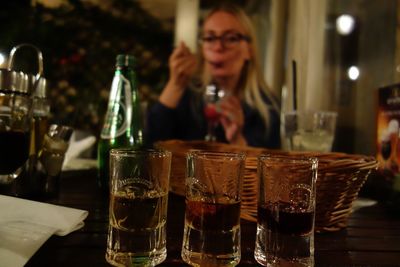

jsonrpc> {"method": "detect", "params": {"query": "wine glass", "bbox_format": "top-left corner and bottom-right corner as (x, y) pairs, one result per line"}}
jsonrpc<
(203, 83), (225, 142)
(0, 70), (32, 184)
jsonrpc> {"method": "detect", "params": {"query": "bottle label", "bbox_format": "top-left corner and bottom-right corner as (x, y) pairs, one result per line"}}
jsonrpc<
(101, 74), (132, 139)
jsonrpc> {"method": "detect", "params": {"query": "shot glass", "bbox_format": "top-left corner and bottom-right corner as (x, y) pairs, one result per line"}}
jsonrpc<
(106, 149), (171, 267)
(282, 110), (337, 152)
(181, 151), (246, 267)
(254, 154), (318, 267)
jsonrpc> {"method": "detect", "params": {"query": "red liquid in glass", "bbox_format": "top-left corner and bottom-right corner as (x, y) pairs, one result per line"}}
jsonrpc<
(204, 104), (220, 124)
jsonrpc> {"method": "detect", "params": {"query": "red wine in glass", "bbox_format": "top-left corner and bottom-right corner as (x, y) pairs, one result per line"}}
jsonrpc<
(204, 104), (220, 124)
(0, 92), (32, 184)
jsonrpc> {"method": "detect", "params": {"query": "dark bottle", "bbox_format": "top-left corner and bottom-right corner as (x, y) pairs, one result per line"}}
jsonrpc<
(97, 55), (144, 193)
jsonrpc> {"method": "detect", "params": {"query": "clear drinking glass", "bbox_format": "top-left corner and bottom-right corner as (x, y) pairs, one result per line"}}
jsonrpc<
(254, 154), (318, 267)
(37, 124), (73, 198)
(282, 110), (337, 152)
(0, 70), (32, 184)
(203, 84), (225, 142)
(182, 151), (246, 266)
(106, 149), (172, 267)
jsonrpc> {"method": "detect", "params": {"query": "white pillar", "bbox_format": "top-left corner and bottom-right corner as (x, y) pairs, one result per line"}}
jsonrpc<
(174, 0), (200, 53)
(286, 0), (328, 111)
(264, 0), (288, 98)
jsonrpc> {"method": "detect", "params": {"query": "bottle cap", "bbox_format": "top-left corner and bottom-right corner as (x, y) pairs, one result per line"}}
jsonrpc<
(116, 54), (136, 67)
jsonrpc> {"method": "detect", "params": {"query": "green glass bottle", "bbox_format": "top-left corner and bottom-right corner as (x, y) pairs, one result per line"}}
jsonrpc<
(97, 54), (144, 194)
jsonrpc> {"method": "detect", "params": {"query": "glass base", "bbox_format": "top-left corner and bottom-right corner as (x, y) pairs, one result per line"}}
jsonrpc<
(205, 134), (217, 142)
(254, 245), (314, 267)
(254, 224), (314, 267)
(181, 249), (240, 267)
(106, 249), (166, 267)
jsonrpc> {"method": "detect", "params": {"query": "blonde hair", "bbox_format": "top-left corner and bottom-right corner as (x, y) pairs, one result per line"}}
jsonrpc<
(198, 3), (279, 132)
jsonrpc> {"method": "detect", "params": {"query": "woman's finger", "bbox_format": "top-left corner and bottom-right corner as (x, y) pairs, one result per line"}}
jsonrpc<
(171, 42), (186, 58)
(179, 56), (197, 75)
(219, 97), (243, 123)
(172, 56), (196, 77)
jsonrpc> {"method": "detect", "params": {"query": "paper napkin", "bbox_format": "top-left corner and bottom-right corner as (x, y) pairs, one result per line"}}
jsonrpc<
(0, 195), (88, 267)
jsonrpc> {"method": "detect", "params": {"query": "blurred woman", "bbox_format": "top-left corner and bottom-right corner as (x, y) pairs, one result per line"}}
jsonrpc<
(146, 3), (280, 148)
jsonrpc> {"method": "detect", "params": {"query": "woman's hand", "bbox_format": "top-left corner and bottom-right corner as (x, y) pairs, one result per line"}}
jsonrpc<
(169, 42), (197, 88)
(219, 96), (247, 146)
(159, 42), (197, 109)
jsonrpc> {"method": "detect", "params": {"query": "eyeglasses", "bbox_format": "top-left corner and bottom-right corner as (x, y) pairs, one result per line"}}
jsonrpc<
(199, 32), (251, 49)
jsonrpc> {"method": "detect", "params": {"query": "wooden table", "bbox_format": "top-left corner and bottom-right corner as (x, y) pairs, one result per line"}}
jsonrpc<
(25, 169), (400, 266)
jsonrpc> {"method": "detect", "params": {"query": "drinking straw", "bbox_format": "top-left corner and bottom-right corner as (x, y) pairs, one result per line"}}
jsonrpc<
(292, 60), (297, 110)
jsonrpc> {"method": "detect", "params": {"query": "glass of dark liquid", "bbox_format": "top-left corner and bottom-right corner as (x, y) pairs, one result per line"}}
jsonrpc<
(203, 83), (225, 142)
(254, 154), (318, 267)
(182, 151), (246, 266)
(0, 69), (32, 185)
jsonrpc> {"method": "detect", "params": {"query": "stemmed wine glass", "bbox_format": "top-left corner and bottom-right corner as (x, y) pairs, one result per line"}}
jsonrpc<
(0, 70), (32, 184)
(203, 83), (225, 142)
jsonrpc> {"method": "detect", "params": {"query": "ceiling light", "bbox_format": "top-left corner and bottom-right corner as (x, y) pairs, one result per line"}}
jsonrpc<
(348, 66), (359, 81)
(336, 14), (355, 35)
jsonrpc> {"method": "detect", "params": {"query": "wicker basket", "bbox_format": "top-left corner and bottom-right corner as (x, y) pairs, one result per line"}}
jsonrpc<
(156, 140), (378, 232)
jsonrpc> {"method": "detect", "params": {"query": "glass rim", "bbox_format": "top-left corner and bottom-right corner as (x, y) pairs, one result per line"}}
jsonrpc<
(284, 110), (338, 117)
(258, 154), (318, 165)
(187, 150), (246, 160)
(110, 148), (171, 157)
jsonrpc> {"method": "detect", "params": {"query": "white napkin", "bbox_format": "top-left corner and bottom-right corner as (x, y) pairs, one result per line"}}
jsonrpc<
(352, 197), (377, 211)
(0, 195), (88, 267)
(63, 132), (96, 170)
(63, 158), (98, 171)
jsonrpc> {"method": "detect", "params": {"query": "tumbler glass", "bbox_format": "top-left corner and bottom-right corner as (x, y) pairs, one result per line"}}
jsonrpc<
(282, 110), (337, 152)
(182, 151), (246, 266)
(106, 149), (171, 266)
(254, 154), (318, 267)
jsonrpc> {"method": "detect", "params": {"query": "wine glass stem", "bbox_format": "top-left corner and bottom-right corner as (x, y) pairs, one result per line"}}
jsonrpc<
(206, 122), (217, 142)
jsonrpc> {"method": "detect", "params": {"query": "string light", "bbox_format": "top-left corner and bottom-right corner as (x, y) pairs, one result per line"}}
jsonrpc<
(336, 14), (355, 35)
